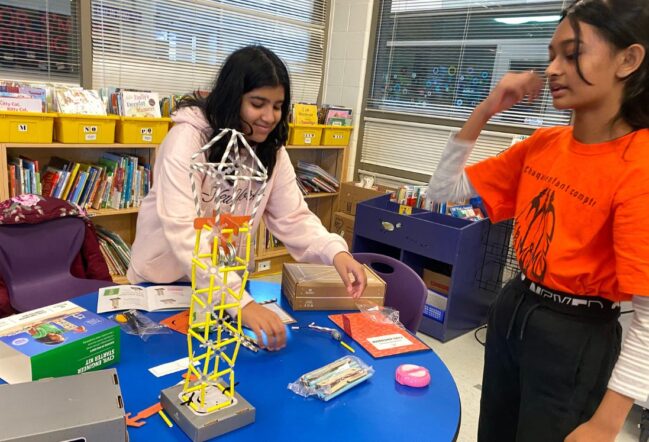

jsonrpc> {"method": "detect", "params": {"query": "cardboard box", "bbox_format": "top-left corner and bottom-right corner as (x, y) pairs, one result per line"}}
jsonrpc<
(0, 369), (127, 442)
(422, 268), (451, 295)
(282, 263), (386, 310)
(338, 181), (395, 216)
(0, 301), (120, 384)
(332, 211), (355, 250)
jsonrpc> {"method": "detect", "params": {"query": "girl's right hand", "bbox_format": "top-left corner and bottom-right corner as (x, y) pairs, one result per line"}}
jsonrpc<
(480, 71), (544, 117)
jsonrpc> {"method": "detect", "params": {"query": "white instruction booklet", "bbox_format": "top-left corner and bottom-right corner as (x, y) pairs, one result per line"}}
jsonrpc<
(97, 285), (192, 313)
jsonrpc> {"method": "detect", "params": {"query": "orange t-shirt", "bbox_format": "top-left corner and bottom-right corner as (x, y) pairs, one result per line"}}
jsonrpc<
(466, 126), (649, 302)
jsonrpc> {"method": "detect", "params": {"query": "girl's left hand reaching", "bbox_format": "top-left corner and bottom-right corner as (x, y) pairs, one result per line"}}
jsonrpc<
(332, 252), (367, 299)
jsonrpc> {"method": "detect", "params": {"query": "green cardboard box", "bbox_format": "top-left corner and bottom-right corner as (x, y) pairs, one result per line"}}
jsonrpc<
(0, 301), (120, 384)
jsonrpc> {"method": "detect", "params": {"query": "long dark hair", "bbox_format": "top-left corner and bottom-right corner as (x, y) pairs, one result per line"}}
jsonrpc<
(177, 45), (291, 177)
(561, 0), (649, 129)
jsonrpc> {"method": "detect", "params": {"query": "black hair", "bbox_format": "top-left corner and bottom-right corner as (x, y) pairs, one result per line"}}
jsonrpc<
(561, 0), (649, 129)
(177, 45), (291, 177)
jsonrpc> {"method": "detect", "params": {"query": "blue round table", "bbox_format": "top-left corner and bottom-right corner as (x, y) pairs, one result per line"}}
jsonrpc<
(73, 280), (461, 441)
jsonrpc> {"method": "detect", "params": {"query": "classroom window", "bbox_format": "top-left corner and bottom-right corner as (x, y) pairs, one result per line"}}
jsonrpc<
(0, 0), (80, 84)
(91, 0), (326, 101)
(368, 0), (570, 128)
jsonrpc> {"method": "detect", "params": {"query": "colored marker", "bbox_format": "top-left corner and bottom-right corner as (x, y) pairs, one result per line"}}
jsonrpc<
(340, 341), (355, 353)
(158, 410), (173, 428)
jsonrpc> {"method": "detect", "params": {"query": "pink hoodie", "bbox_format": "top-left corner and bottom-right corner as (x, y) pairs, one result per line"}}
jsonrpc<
(127, 107), (347, 311)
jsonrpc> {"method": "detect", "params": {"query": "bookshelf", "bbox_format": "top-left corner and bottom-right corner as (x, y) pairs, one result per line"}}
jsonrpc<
(252, 142), (349, 276)
(0, 142), (158, 284)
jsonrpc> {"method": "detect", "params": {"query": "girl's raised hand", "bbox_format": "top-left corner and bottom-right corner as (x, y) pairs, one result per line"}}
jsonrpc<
(481, 71), (544, 117)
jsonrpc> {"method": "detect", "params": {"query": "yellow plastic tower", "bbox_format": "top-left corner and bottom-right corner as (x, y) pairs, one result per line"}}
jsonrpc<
(181, 214), (252, 413)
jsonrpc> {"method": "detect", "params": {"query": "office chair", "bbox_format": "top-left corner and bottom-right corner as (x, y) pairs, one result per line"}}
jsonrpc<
(353, 252), (428, 333)
(0, 217), (114, 312)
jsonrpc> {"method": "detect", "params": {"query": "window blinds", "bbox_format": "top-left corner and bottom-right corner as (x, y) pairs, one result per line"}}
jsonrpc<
(361, 117), (517, 176)
(368, 0), (571, 127)
(0, 0), (80, 83)
(91, 0), (327, 101)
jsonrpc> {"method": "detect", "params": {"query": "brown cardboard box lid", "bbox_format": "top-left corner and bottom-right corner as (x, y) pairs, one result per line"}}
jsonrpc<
(283, 262), (385, 288)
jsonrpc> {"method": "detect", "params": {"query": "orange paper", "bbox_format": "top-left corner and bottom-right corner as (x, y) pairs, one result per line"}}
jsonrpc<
(329, 312), (430, 358)
(160, 310), (190, 334)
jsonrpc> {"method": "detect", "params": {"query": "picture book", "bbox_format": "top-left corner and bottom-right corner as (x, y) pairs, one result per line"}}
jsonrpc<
(54, 87), (107, 115)
(120, 91), (161, 118)
(292, 103), (319, 125)
(0, 81), (48, 111)
(318, 104), (353, 125)
(0, 301), (120, 384)
(0, 95), (43, 112)
(329, 312), (430, 358)
(97, 285), (192, 313)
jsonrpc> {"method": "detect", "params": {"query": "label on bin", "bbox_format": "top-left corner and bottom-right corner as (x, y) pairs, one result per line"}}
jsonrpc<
(303, 137), (312, 144)
(399, 205), (412, 215)
(17, 124), (28, 132)
(141, 127), (153, 141)
(84, 125), (98, 141)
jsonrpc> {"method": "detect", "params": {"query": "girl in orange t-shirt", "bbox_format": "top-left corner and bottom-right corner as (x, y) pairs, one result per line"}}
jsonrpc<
(427, 0), (649, 440)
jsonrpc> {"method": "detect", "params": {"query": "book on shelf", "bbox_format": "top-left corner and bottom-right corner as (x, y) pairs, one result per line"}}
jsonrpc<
(119, 91), (162, 118)
(264, 228), (284, 250)
(291, 103), (319, 125)
(295, 160), (340, 195)
(96, 226), (131, 277)
(100, 87), (164, 118)
(6, 153), (153, 211)
(159, 94), (185, 117)
(8, 156), (41, 196)
(54, 87), (107, 115)
(0, 81), (48, 112)
(0, 95), (43, 113)
(97, 285), (192, 313)
(318, 105), (353, 126)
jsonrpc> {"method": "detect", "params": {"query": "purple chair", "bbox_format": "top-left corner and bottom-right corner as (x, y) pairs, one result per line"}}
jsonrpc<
(0, 217), (114, 312)
(353, 252), (428, 333)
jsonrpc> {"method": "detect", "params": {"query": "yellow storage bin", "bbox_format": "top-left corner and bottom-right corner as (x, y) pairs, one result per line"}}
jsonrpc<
(322, 125), (353, 146)
(116, 116), (172, 144)
(0, 111), (56, 143)
(288, 123), (323, 146)
(54, 114), (118, 143)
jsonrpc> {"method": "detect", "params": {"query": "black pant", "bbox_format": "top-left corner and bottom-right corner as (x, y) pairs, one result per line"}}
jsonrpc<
(478, 276), (622, 442)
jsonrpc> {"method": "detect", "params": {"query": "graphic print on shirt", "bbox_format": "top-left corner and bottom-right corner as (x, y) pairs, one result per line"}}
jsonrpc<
(513, 188), (556, 281)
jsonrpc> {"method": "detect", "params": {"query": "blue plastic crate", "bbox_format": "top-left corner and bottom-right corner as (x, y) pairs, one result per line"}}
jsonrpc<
(424, 304), (445, 323)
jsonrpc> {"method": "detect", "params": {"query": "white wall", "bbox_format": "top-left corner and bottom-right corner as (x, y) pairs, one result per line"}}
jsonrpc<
(322, 0), (374, 181)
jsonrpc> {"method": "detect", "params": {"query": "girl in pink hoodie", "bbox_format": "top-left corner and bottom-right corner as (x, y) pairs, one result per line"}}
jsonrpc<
(127, 46), (367, 351)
